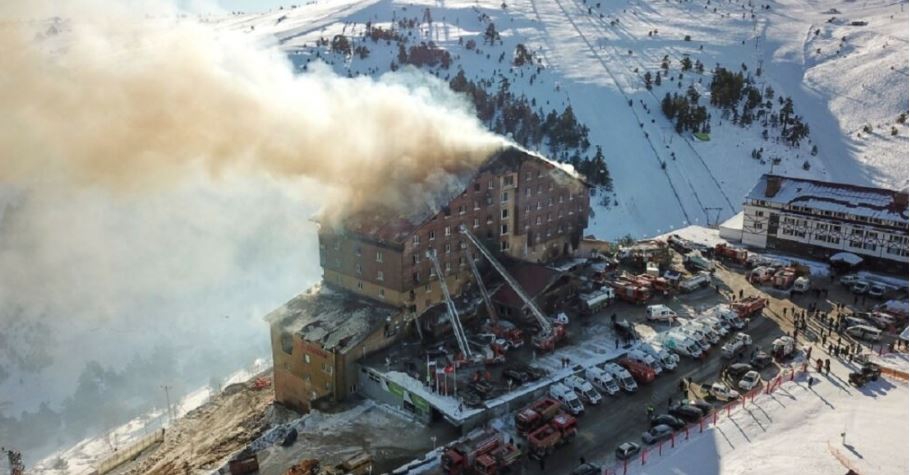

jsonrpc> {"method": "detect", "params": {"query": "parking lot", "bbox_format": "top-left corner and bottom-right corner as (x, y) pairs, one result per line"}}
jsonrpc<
(504, 254), (903, 474)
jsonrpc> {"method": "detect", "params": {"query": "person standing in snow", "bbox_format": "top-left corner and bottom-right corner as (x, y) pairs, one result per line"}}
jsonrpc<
(824, 359), (831, 375)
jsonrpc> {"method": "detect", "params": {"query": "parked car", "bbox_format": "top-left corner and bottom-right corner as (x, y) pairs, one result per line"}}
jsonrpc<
(724, 363), (754, 380)
(750, 351), (773, 369)
(669, 404), (703, 423)
(738, 371), (761, 391)
(846, 325), (882, 342)
(867, 284), (886, 299)
(851, 281), (870, 295)
(709, 382), (741, 401)
(615, 442), (641, 460)
(571, 463), (602, 475)
(650, 414), (686, 430)
(564, 375), (603, 405)
(840, 274), (860, 287)
(647, 304), (678, 323)
(549, 383), (585, 416)
(686, 399), (714, 416)
(642, 424), (674, 445)
(867, 312), (897, 329)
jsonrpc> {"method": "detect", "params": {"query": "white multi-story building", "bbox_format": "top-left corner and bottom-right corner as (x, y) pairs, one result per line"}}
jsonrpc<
(741, 175), (908, 274)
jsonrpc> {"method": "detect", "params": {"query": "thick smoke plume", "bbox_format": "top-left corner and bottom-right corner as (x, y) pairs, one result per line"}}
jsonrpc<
(0, 1), (503, 219)
(0, 0), (503, 462)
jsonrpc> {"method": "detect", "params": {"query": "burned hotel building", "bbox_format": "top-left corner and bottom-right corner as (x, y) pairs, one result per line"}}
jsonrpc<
(267, 147), (592, 412)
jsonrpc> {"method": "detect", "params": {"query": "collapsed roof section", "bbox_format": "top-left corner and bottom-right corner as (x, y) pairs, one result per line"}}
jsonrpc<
(320, 145), (588, 245)
(266, 285), (399, 354)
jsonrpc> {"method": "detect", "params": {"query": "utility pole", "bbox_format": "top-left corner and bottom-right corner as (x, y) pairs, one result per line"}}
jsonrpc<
(161, 384), (174, 425)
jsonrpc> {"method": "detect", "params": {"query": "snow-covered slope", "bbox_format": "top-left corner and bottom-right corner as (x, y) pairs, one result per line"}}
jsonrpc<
(212, 0), (907, 239)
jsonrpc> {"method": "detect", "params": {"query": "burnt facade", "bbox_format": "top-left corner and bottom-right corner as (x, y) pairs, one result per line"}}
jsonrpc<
(318, 147), (592, 314)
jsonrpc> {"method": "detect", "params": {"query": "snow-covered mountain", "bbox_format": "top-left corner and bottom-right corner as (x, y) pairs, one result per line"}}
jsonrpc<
(211, 0), (908, 239)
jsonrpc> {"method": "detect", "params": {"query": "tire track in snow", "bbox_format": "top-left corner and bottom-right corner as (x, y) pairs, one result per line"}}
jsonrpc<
(532, 0), (694, 224)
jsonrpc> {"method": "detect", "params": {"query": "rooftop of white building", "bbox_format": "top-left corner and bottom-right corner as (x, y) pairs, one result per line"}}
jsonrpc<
(746, 174), (908, 226)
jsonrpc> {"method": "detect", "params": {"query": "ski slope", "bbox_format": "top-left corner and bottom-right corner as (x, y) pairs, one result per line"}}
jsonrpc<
(213, 0), (907, 239)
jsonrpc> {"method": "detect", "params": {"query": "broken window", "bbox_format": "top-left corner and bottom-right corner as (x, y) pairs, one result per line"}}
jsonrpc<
(280, 332), (294, 355)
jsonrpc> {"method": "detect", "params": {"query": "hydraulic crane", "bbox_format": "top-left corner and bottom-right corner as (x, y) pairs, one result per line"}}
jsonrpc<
(458, 225), (566, 352)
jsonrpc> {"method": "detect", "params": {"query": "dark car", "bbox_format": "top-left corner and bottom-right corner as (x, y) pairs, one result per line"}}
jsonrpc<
(687, 399), (714, 417)
(503, 368), (530, 385)
(615, 442), (641, 460)
(750, 351), (773, 369)
(571, 463), (602, 475)
(650, 414), (686, 430)
(669, 404), (703, 423)
(642, 424), (674, 444)
(725, 363), (754, 380)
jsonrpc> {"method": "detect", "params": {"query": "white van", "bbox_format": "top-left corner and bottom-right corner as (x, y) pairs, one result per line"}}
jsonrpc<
(791, 277), (810, 294)
(584, 366), (620, 396)
(549, 382), (585, 415)
(656, 332), (703, 359)
(698, 315), (729, 337)
(626, 348), (663, 375)
(564, 375), (603, 405)
(646, 304), (678, 323)
(638, 342), (679, 371)
(678, 324), (714, 348)
(846, 325), (882, 342)
(708, 304), (746, 330)
(687, 320), (721, 344)
(603, 362), (638, 392)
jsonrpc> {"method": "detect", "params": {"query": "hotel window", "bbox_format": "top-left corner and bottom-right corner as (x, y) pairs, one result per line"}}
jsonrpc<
(445, 226), (451, 237)
(502, 209), (509, 219)
(503, 175), (514, 187)
(429, 230), (436, 240)
(413, 235), (419, 245)
(445, 262), (451, 272)
(412, 254), (419, 265)
(458, 205), (465, 215)
(501, 224), (509, 235)
(535, 216), (542, 225)
(488, 179), (494, 189)
(445, 243), (451, 254)
(474, 200), (480, 210)
(356, 263), (362, 275)
(526, 188), (532, 197)
(376, 270), (384, 281)
(473, 218), (480, 228)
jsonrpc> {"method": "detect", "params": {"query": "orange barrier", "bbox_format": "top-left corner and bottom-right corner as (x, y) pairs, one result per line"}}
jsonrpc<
(880, 366), (909, 382)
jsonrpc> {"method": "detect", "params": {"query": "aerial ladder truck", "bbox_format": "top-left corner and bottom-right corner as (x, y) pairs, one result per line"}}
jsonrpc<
(458, 225), (566, 352)
(464, 248), (524, 350)
(426, 249), (473, 360)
